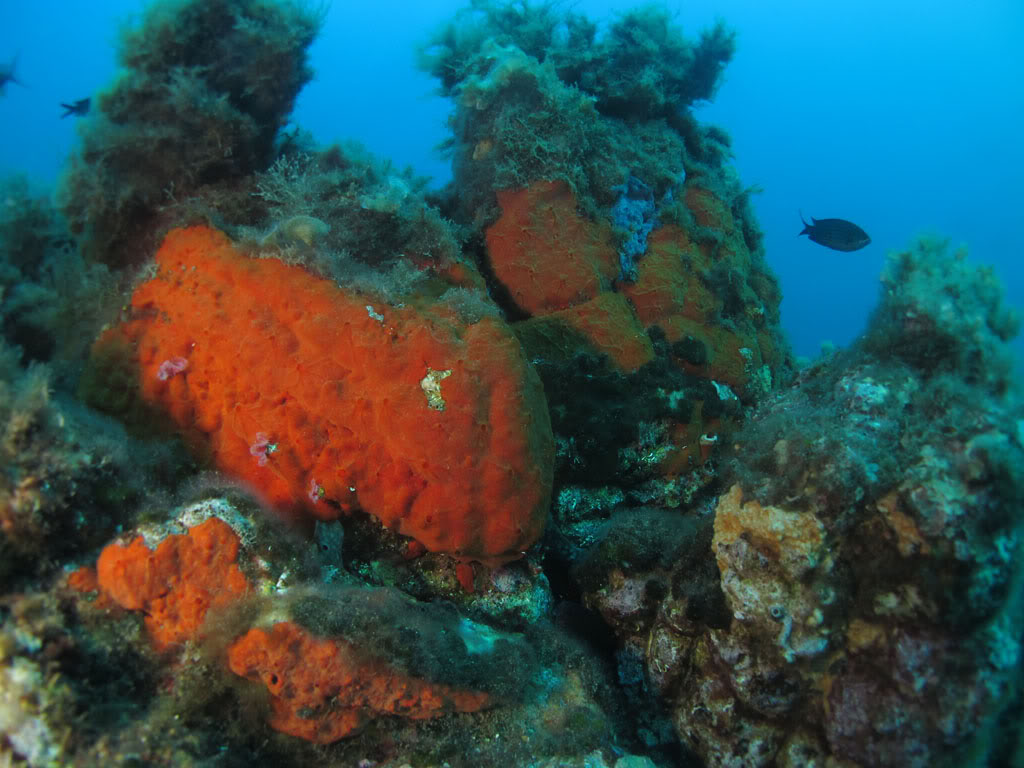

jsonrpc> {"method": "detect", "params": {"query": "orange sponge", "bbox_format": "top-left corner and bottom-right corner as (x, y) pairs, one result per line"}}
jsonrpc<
(518, 291), (655, 373)
(95, 518), (250, 651)
(90, 226), (553, 563)
(485, 180), (619, 316)
(227, 621), (489, 743)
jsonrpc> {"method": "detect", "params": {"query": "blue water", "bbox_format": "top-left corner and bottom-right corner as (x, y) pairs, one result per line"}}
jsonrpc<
(2, 0), (1022, 361)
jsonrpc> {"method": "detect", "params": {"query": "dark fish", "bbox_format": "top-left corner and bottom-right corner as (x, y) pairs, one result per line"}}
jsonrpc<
(799, 212), (870, 252)
(0, 55), (23, 94)
(60, 97), (90, 118)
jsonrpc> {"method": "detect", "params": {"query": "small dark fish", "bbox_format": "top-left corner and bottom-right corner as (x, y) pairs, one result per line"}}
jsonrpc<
(60, 97), (90, 118)
(0, 55), (24, 94)
(799, 212), (871, 252)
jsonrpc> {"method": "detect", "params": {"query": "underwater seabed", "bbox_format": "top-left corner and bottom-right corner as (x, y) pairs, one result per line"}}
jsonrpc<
(1, 1), (1022, 767)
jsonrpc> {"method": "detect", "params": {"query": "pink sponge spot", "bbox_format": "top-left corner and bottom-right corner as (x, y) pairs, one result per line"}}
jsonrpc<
(156, 356), (188, 381)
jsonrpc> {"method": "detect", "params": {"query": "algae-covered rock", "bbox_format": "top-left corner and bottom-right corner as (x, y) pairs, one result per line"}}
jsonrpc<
(664, 239), (1024, 767)
(60, 0), (321, 267)
(3, 0), (1021, 765)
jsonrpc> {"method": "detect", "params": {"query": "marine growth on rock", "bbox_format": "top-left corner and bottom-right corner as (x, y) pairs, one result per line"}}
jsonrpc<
(0, 1), (1019, 766)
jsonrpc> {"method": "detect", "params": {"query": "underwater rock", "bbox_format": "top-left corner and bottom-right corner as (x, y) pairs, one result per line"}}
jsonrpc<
(60, 0), (320, 267)
(663, 239), (1024, 767)
(248, 146), (471, 297)
(70, 494), (546, 748)
(864, 236), (1019, 389)
(570, 506), (728, 757)
(0, 606), (75, 767)
(0, 352), (185, 587)
(423, 16), (787, 503)
(4, 0), (1020, 763)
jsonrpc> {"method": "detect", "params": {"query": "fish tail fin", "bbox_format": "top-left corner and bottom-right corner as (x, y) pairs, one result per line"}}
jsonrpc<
(798, 210), (811, 236)
(6, 54), (25, 88)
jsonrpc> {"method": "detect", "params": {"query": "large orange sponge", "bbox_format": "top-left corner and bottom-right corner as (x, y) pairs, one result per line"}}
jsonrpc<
(90, 226), (553, 563)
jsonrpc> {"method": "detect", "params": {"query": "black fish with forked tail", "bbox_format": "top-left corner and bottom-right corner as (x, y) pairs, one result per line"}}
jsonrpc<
(60, 97), (90, 118)
(799, 212), (870, 252)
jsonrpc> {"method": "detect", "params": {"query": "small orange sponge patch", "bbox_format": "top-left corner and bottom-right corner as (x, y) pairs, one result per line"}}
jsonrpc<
(91, 226), (554, 563)
(484, 181), (654, 373)
(485, 180), (618, 316)
(95, 517), (250, 651)
(227, 621), (490, 743)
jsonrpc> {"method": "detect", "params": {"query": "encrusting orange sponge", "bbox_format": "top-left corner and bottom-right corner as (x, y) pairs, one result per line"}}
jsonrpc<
(227, 621), (490, 743)
(89, 226), (553, 563)
(93, 517), (250, 651)
(484, 181), (655, 373)
(485, 180), (619, 316)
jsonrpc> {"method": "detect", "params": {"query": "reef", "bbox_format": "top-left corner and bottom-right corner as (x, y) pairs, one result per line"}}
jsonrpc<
(574, 238), (1024, 766)
(1, 1), (1021, 767)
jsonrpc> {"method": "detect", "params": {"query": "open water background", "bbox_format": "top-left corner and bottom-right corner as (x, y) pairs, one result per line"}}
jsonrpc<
(2, 0), (1021, 361)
